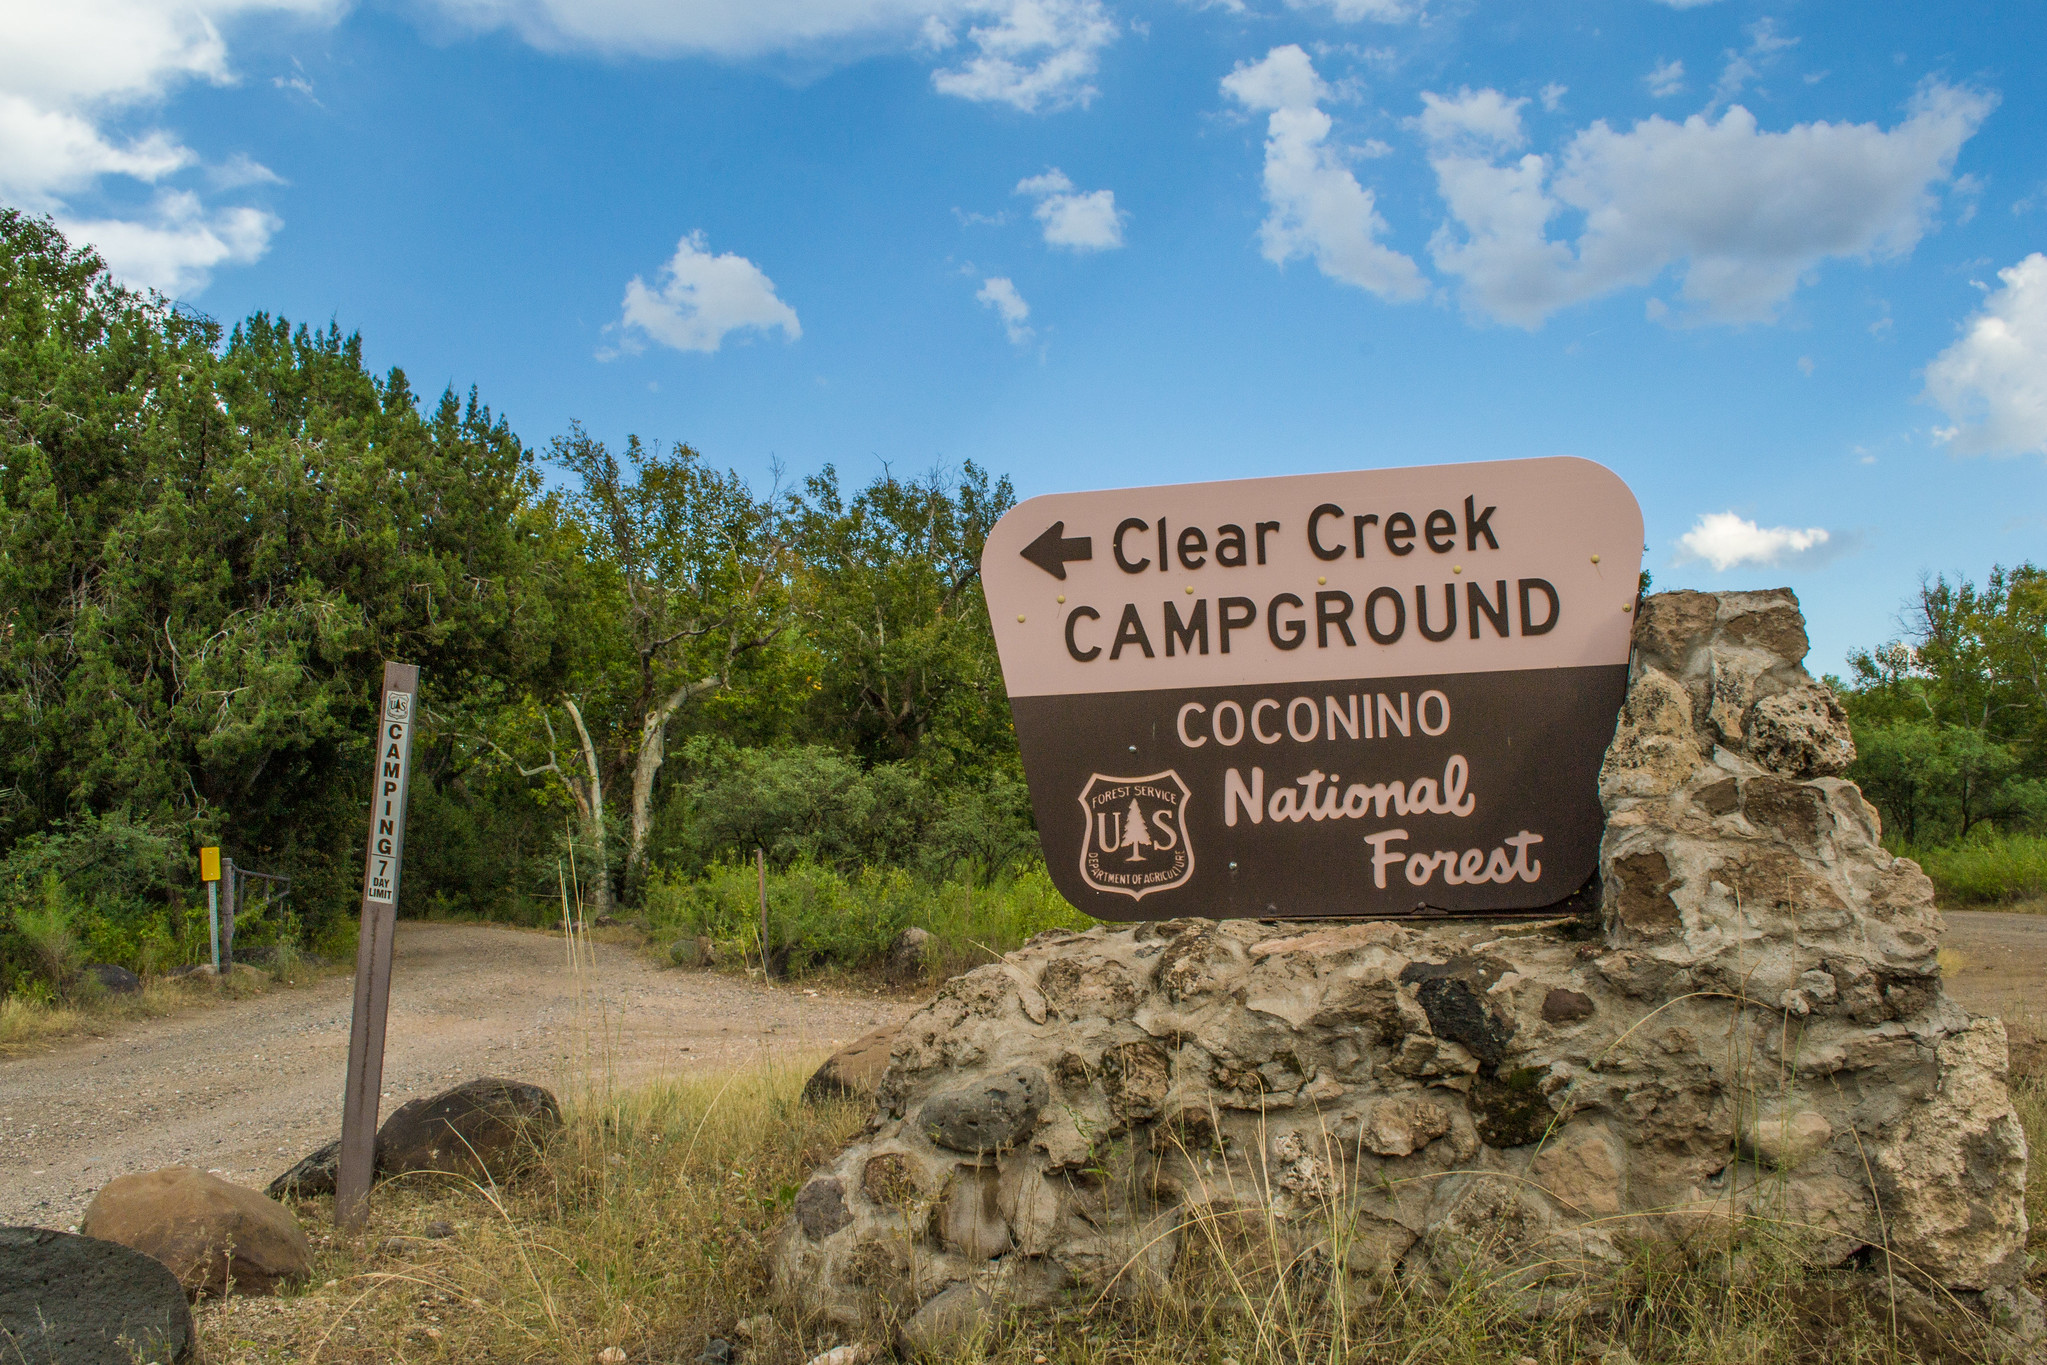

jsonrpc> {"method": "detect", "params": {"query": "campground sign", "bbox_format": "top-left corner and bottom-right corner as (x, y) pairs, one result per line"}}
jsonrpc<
(981, 456), (1644, 922)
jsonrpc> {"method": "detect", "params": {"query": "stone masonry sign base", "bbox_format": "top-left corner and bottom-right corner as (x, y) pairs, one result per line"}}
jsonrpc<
(774, 590), (2036, 1349)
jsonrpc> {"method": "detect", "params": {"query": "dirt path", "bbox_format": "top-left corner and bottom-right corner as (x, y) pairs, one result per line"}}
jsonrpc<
(0, 923), (911, 1230)
(7, 911), (2038, 1233)
(1940, 909), (2047, 1024)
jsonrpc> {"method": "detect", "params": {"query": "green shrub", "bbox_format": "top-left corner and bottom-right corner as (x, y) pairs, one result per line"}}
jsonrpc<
(1909, 832), (2047, 905)
(649, 742), (1038, 887)
(10, 874), (82, 993)
(642, 856), (1089, 977)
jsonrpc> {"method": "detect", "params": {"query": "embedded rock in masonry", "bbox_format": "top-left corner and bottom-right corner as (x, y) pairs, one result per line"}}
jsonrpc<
(771, 588), (2033, 1344)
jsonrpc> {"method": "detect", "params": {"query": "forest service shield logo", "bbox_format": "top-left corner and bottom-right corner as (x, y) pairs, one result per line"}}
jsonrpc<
(1078, 770), (1194, 900)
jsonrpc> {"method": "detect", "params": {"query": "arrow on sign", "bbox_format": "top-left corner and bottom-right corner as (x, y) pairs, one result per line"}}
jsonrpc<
(1020, 521), (1093, 580)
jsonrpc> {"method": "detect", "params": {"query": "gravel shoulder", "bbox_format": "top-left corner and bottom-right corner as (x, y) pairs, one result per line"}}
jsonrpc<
(7, 910), (2038, 1232)
(1941, 908), (2047, 1025)
(0, 922), (911, 1229)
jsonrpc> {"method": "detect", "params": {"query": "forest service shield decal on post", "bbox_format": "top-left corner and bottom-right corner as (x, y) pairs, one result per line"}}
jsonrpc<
(1078, 770), (1194, 900)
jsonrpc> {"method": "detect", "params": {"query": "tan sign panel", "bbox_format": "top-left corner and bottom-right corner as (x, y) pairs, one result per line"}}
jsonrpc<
(981, 456), (1643, 922)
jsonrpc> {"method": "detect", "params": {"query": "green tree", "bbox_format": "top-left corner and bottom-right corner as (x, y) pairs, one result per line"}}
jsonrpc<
(791, 464), (1016, 781)
(0, 210), (568, 931)
(483, 427), (789, 914)
(1838, 564), (2046, 846)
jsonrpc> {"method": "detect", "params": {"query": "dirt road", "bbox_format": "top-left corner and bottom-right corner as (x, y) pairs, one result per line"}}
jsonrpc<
(5, 911), (2041, 1232)
(0, 923), (910, 1229)
(1941, 909), (2047, 1023)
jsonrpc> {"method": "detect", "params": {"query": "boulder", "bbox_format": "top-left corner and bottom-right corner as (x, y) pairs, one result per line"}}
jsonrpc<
(886, 927), (934, 982)
(87, 964), (142, 995)
(80, 1167), (311, 1298)
(267, 1139), (342, 1201)
(0, 1226), (194, 1363)
(376, 1077), (561, 1184)
(772, 589), (2037, 1335)
(804, 1026), (901, 1103)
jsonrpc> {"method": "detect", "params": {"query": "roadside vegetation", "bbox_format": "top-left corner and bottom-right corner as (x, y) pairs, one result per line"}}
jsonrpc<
(1830, 564), (2047, 909)
(3, 204), (2043, 1029)
(0, 210), (1036, 1008)
(197, 1032), (2047, 1365)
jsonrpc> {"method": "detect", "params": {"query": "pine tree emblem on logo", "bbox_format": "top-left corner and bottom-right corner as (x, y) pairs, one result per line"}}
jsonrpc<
(1077, 770), (1194, 900)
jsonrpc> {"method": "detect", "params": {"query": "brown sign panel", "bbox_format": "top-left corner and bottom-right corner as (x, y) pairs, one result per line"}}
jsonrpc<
(981, 457), (1643, 922)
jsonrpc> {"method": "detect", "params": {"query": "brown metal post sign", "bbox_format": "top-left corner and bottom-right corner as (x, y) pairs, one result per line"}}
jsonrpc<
(336, 661), (419, 1229)
(981, 457), (1643, 922)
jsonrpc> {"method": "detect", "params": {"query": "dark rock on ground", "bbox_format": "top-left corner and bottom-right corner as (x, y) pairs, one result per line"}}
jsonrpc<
(376, 1077), (562, 1184)
(80, 1167), (311, 1298)
(1, 1225), (194, 1363)
(267, 1140), (342, 1200)
(86, 964), (142, 995)
(804, 1026), (900, 1103)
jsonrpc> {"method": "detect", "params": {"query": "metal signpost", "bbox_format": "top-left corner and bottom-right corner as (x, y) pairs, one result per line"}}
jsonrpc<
(199, 846), (222, 972)
(980, 456), (1643, 921)
(336, 661), (420, 1230)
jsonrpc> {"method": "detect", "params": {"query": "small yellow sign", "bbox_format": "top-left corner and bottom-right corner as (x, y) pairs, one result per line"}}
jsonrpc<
(200, 847), (221, 882)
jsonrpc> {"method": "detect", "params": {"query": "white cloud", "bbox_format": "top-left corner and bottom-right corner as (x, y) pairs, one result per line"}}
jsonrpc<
(1649, 0), (1719, 9)
(977, 275), (1033, 343)
(1924, 253), (2047, 457)
(1424, 81), (1994, 327)
(1222, 46), (1426, 303)
(1709, 20), (1796, 113)
(1222, 43), (1326, 114)
(1284, 0), (1418, 22)
(1015, 167), (1124, 250)
(1676, 512), (1830, 571)
(56, 191), (279, 296)
(1539, 83), (1566, 113)
(0, 0), (331, 294)
(1417, 87), (1527, 152)
(433, 0), (1113, 112)
(610, 232), (802, 356)
(1645, 59), (1684, 99)
(0, 96), (192, 205)
(930, 0), (1114, 111)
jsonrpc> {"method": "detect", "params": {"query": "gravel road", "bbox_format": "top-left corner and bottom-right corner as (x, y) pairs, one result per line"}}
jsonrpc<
(6, 910), (2039, 1232)
(1941, 909), (2047, 1024)
(0, 923), (911, 1229)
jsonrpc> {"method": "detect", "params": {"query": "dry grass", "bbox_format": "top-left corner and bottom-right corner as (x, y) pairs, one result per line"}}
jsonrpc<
(185, 1049), (2035, 1365)
(196, 1061), (868, 1365)
(184, 900), (2039, 1365)
(0, 959), (327, 1054)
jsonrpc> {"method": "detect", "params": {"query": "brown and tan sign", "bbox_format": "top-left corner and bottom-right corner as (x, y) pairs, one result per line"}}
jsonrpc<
(981, 456), (1644, 921)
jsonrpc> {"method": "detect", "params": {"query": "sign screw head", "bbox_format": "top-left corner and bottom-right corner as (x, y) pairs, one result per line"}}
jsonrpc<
(1185, 585), (1194, 594)
(1452, 565), (1462, 574)
(1317, 576), (1326, 586)
(1591, 553), (1601, 563)
(1017, 615), (1027, 623)
(1057, 595), (1066, 604)
(1622, 602), (1632, 612)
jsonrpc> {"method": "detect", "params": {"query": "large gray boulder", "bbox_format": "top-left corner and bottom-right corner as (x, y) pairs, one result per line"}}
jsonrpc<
(771, 589), (2034, 1340)
(1, 1226), (193, 1363)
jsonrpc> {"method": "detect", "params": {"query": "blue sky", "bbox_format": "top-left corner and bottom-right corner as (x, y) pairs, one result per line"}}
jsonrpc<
(6, 0), (2044, 675)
